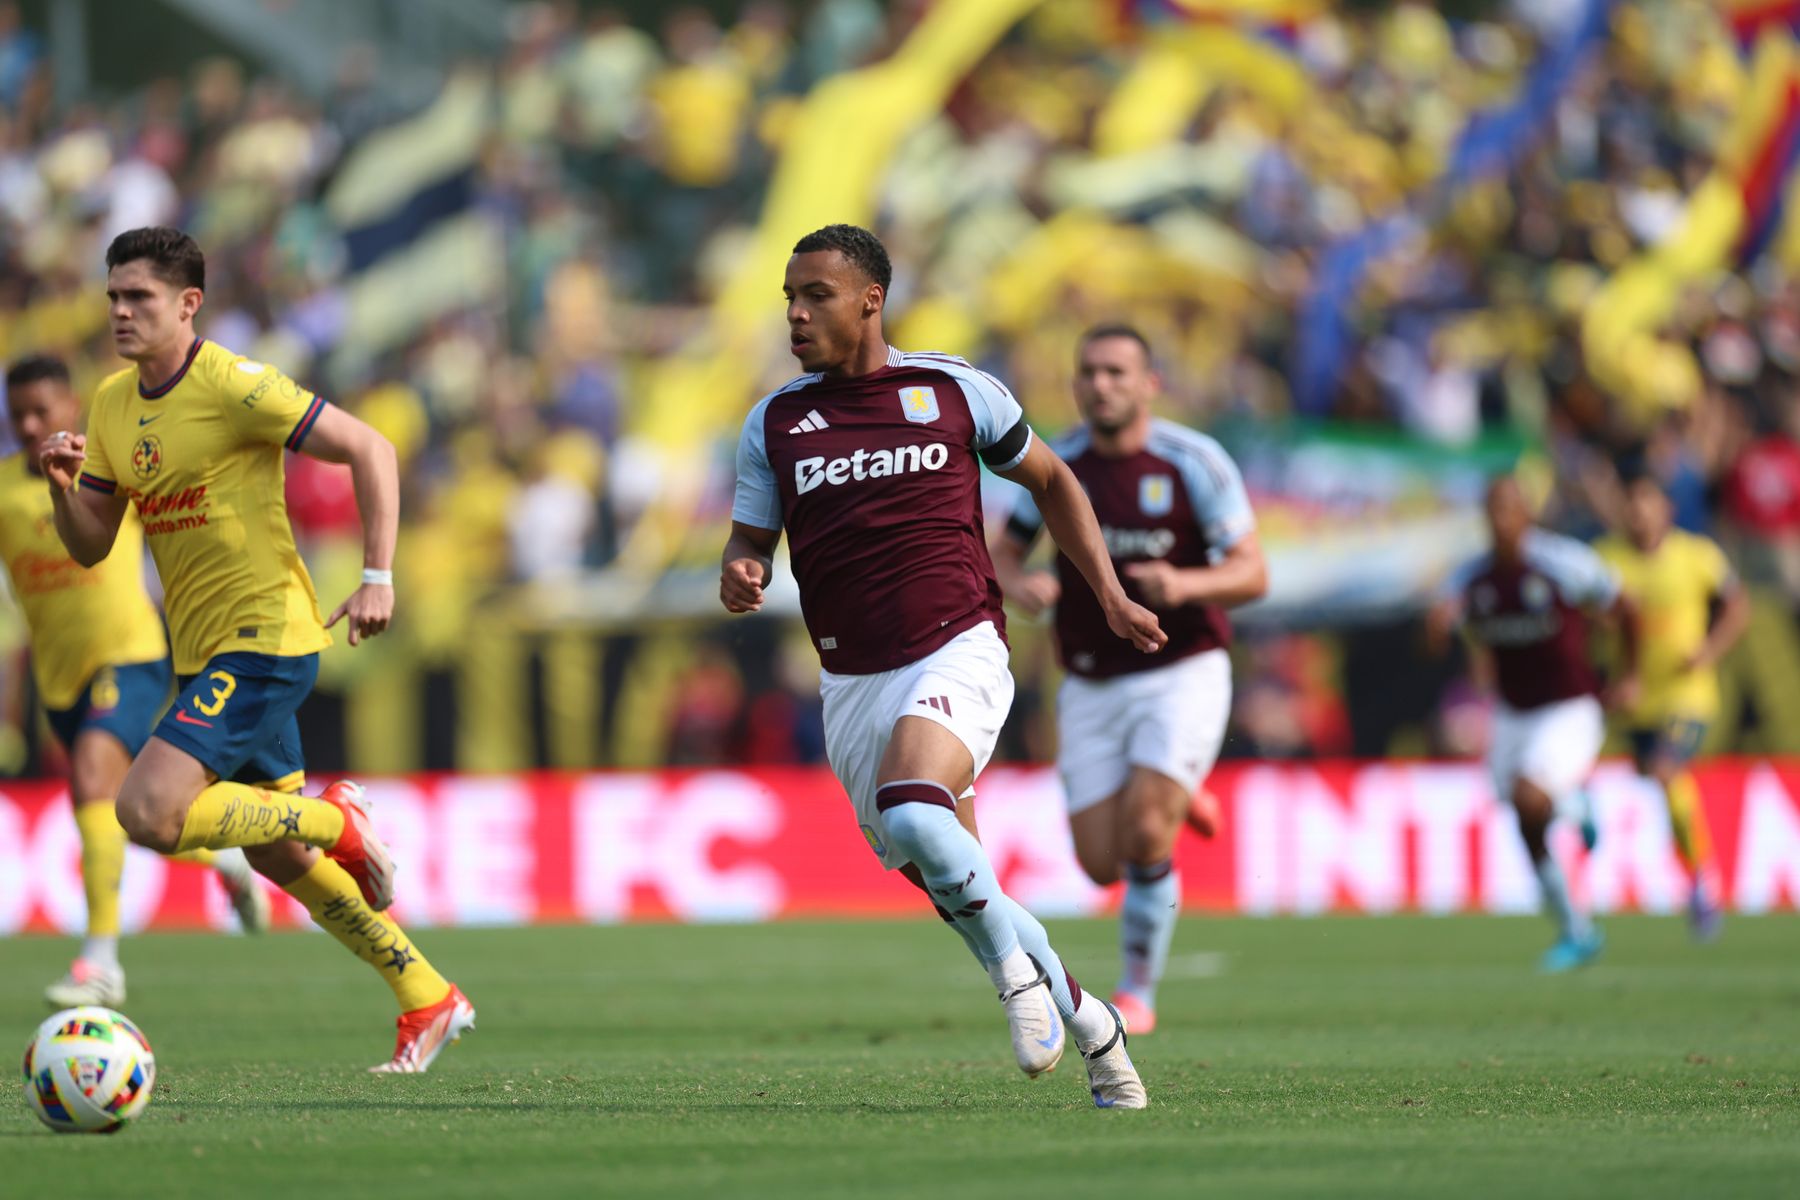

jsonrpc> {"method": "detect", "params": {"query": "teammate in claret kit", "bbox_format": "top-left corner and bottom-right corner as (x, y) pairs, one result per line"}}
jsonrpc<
(992, 325), (1267, 1035)
(721, 224), (1165, 1107)
(1431, 474), (1640, 973)
(37, 226), (473, 1071)
(2, 354), (268, 1008)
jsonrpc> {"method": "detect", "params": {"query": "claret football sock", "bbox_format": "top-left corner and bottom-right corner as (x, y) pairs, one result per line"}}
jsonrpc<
(1119, 859), (1180, 1006)
(173, 781), (346, 853)
(73, 801), (127, 947)
(284, 856), (449, 1012)
(877, 781), (1021, 966)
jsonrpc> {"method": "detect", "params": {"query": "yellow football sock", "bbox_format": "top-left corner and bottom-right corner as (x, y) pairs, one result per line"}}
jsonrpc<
(284, 857), (450, 1013)
(73, 801), (126, 939)
(173, 781), (345, 853)
(168, 847), (216, 866)
(1665, 770), (1716, 876)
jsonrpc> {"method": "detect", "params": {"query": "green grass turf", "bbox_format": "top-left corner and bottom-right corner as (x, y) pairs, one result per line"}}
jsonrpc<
(2, 916), (1797, 1199)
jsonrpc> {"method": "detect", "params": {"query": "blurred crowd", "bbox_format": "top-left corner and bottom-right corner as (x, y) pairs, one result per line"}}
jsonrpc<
(0, 0), (917, 664)
(2, 0), (1797, 768)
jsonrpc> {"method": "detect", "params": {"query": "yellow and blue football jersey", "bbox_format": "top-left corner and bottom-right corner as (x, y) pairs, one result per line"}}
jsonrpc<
(1596, 529), (1734, 725)
(78, 338), (331, 674)
(0, 451), (166, 709)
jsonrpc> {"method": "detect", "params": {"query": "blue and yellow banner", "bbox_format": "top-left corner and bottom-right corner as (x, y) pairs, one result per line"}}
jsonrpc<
(1294, 0), (1613, 413)
(1584, 15), (1800, 415)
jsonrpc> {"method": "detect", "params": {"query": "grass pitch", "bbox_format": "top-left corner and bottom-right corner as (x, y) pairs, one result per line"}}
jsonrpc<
(4, 916), (1797, 1199)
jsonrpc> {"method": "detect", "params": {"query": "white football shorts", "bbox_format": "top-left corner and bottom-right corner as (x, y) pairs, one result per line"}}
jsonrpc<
(1057, 648), (1232, 815)
(1488, 694), (1604, 815)
(819, 620), (1014, 871)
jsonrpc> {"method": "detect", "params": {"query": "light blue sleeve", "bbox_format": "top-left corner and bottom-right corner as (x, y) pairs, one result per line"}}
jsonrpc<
(1526, 531), (1620, 608)
(1160, 428), (1255, 552)
(730, 398), (782, 531)
(940, 359), (1031, 467)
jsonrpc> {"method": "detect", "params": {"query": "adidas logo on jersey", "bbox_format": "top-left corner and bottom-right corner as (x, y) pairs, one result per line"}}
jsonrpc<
(795, 442), (951, 495)
(788, 410), (830, 434)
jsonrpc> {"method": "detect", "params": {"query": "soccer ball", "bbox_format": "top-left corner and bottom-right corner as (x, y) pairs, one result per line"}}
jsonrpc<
(21, 1007), (156, 1133)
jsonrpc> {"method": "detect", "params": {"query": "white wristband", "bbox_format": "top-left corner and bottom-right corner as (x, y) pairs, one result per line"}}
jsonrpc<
(361, 568), (393, 586)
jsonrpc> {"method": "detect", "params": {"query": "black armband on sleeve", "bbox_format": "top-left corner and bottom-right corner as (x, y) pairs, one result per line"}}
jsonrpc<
(1004, 514), (1042, 549)
(978, 418), (1032, 470)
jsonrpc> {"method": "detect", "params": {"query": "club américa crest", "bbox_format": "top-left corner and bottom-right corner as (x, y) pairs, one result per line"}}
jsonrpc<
(131, 434), (163, 481)
(90, 666), (120, 715)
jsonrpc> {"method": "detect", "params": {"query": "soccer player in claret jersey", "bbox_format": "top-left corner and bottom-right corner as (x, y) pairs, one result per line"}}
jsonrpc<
(721, 224), (1167, 1108)
(1431, 475), (1640, 973)
(991, 326), (1267, 1036)
(2, 355), (267, 1009)
(38, 227), (473, 1072)
(1597, 468), (1749, 939)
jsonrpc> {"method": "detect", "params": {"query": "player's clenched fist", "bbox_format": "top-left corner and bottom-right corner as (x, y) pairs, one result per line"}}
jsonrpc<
(37, 431), (86, 491)
(1124, 560), (1185, 609)
(720, 557), (768, 613)
(1104, 594), (1167, 654)
(1008, 569), (1060, 617)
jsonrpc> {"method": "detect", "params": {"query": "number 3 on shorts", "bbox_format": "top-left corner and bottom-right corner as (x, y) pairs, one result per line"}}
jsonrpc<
(193, 670), (237, 716)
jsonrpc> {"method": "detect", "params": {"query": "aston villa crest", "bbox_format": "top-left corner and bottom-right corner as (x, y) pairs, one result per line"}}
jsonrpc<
(899, 386), (939, 424)
(1139, 474), (1174, 517)
(1521, 574), (1553, 612)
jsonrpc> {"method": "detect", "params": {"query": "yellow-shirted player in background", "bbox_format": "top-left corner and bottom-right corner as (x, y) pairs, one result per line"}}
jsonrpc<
(1, 354), (267, 1008)
(39, 227), (473, 1072)
(1597, 468), (1750, 940)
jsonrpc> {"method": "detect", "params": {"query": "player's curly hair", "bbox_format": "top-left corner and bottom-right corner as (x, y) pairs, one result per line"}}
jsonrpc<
(793, 224), (892, 292)
(106, 226), (206, 291)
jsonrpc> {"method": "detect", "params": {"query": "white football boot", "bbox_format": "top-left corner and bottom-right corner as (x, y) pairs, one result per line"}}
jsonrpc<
(45, 959), (126, 1009)
(1082, 1000), (1148, 1109)
(999, 954), (1065, 1078)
